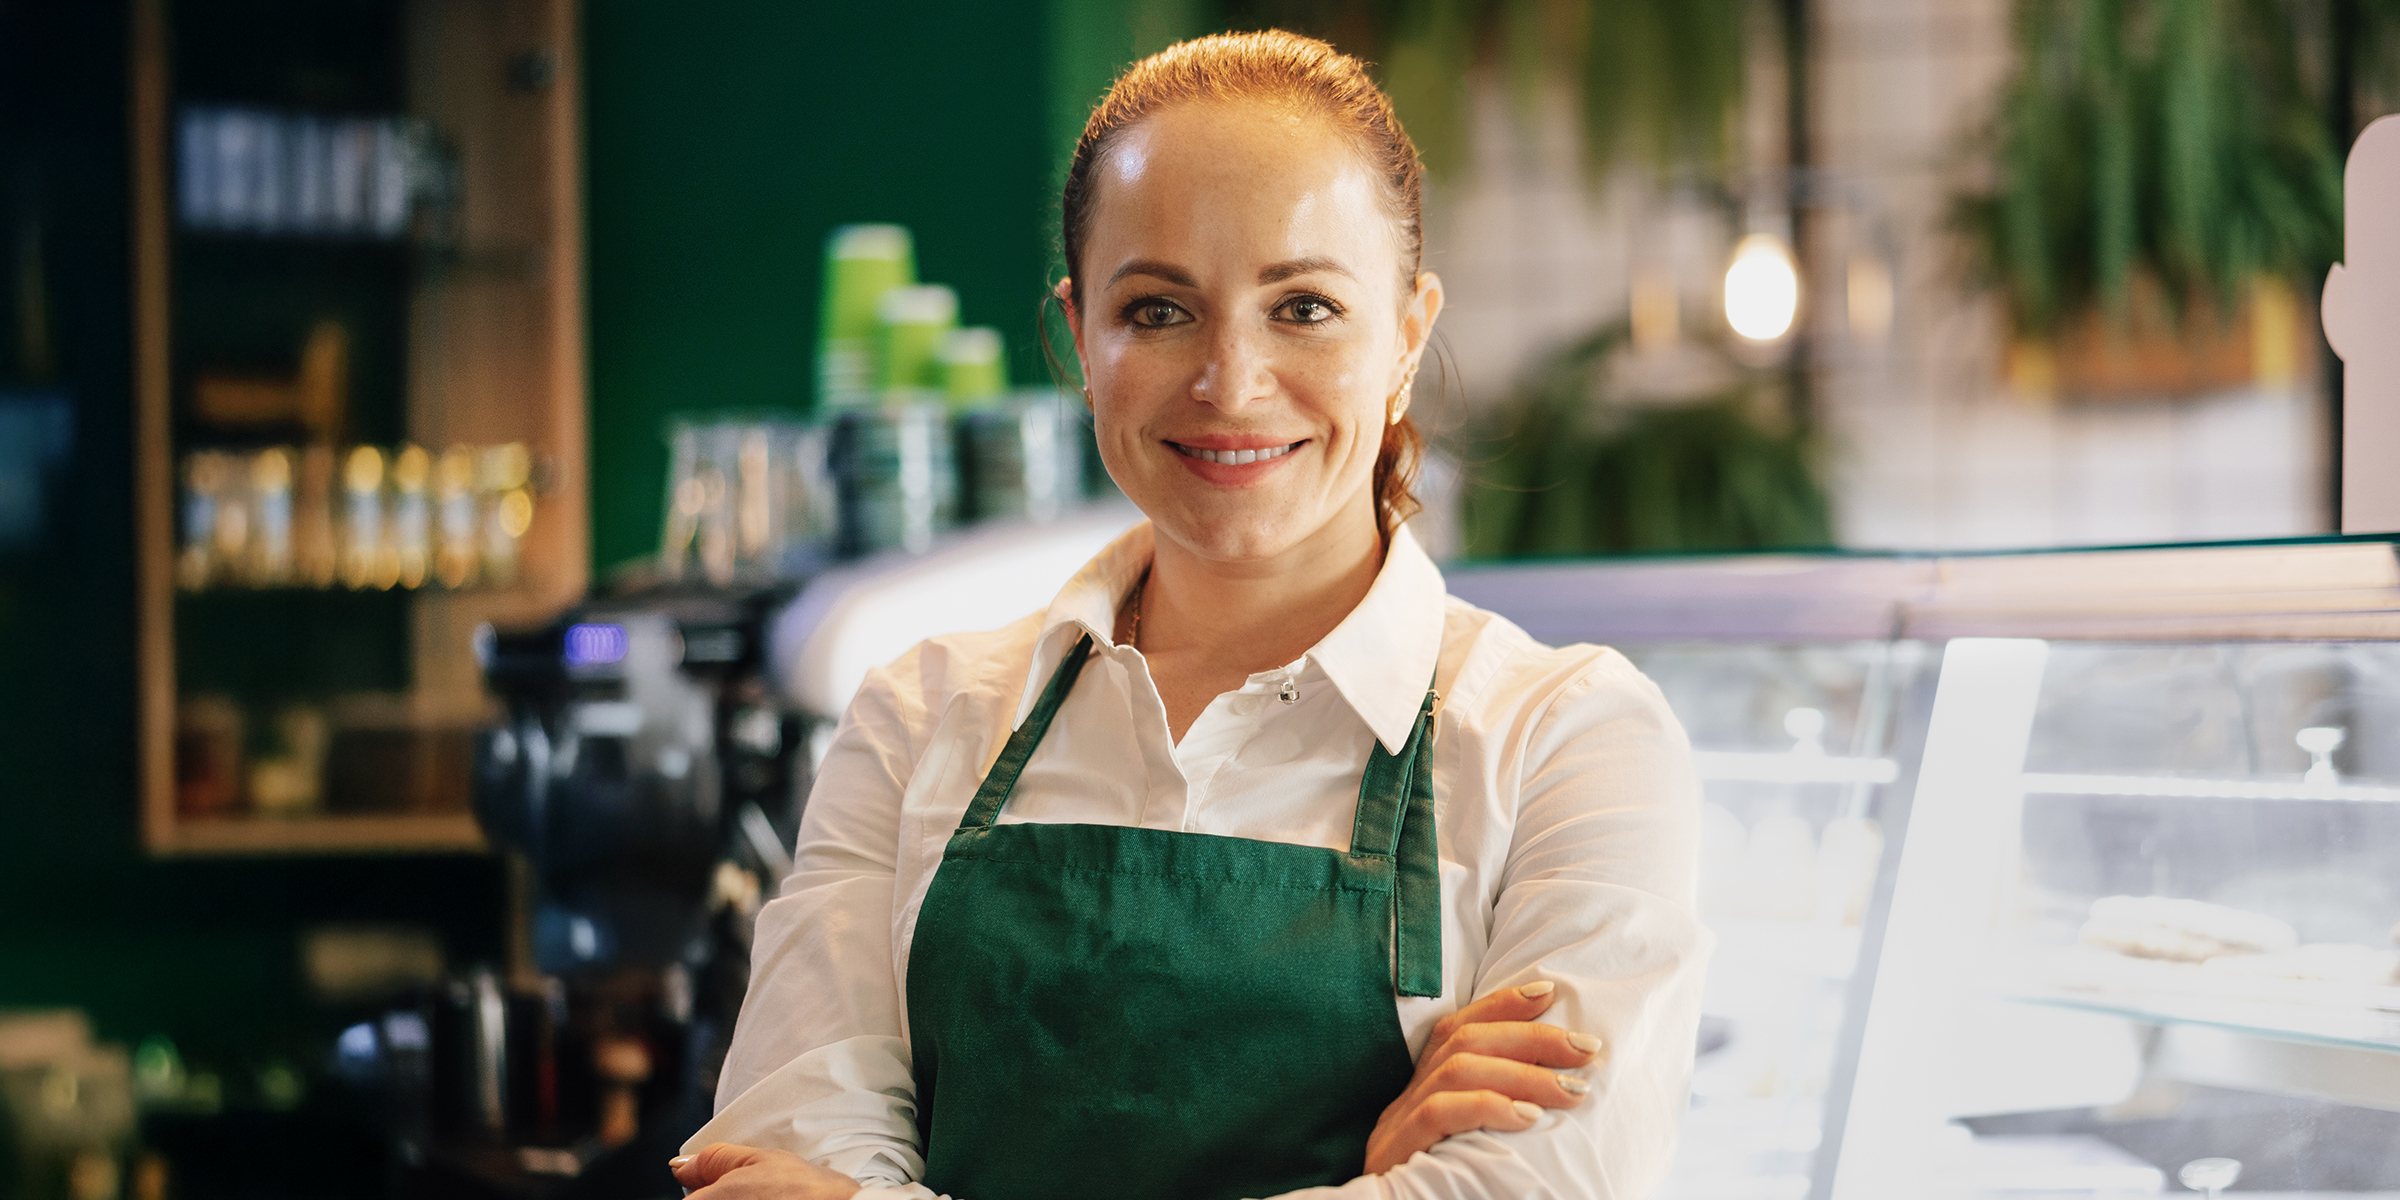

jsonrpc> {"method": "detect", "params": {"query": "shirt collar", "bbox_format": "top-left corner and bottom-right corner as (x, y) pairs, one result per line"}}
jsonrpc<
(1015, 521), (1448, 756)
(1311, 524), (1447, 755)
(1013, 521), (1155, 727)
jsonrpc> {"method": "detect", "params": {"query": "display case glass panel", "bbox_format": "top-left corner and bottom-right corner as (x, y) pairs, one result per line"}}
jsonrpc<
(1832, 638), (2400, 1200)
(1613, 641), (1940, 1200)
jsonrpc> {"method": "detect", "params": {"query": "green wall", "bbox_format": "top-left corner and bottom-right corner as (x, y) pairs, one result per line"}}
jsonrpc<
(582, 0), (1206, 575)
(1047, 0), (1207, 184)
(582, 2), (1055, 575)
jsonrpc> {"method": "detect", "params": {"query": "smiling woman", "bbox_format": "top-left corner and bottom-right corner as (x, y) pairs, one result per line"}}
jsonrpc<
(1064, 35), (1431, 577)
(672, 30), (1708, 1200)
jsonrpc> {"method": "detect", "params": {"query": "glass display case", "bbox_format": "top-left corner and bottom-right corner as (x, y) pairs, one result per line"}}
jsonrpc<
(1452, 556), (1942, 1200)
(1834, 634), (2400, 1200)
(1622, 639), (1939, 1200)
(1451, 537), (2400, 1200)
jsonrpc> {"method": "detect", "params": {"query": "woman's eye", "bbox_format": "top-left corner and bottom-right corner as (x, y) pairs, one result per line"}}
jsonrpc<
(1279, 296), (1339, 324)
(1128, 300), (1190, 328)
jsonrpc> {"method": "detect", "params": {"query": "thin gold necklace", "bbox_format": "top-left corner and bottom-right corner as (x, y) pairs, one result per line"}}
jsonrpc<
(1123, 564), (1152, 650)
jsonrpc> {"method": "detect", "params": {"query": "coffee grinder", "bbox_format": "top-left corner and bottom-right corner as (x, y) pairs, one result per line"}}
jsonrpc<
(447, 586), (802, 1183)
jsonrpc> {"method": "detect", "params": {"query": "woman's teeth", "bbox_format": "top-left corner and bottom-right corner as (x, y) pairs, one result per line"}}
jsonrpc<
(1174, 441), (1300, 466)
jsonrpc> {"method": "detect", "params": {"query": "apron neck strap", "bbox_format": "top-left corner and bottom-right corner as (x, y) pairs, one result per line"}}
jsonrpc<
(1350, 684), (1445, 998)
(957, 631), (1096, 832)
(1348, 687), (1436, 857)
(957, 636), (1446, 999)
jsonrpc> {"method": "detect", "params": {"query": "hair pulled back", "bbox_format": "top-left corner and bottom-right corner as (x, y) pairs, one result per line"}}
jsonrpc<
(1058, 30), (1427, 539)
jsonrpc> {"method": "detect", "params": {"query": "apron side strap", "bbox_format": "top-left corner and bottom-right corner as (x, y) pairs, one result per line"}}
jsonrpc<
(1393, 724), (1443, 997)
(1348, 745), (1406, 859)
(958, 632), (1097, 832)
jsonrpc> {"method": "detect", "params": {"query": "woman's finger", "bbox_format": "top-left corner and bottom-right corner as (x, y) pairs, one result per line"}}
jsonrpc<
(1367, 983), (1592, 1175)
(1409, 1088), (1546, 1144)
(1431, 981), (1559, 1041)
(1426, 1050), (1591, 1109)
(671, 1143), (765, 1189)
(1440, 1020), (1606, 1071)
(1421, 980), (1559, 1066)
(1367, 1087), (1527, 1174)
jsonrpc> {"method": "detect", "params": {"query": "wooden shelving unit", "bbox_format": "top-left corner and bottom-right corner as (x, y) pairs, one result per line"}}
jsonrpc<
(131, 0), (588, 855)
(166, 811), (490, 856)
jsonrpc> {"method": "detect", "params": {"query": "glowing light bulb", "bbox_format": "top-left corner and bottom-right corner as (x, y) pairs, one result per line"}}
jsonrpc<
(1724, 233), (1799, 342)
(1847, 255), (1894, 342)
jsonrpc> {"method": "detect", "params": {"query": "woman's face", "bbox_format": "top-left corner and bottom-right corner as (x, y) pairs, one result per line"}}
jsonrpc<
(1067, 99), (1442, 569)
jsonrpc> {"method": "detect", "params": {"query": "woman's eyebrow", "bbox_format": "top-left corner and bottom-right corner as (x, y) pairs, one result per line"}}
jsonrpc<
(1108, 259), (1198, 287)
(1258, 256), (1352, 285)
(1104, 256), (1355, 287)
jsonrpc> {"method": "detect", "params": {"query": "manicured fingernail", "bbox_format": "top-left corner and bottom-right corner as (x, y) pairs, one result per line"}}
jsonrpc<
(669, 1156), (693, 1170)
(1512, 1100), (1543, 1123)
(1519, 981), (1555, 999)
(1568, 1032), (1602, 1053)
(1556, 1073), (1589, 1095)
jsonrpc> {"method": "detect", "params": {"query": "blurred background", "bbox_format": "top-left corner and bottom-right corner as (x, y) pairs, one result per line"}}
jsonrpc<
(4, 1), (2400, 1198)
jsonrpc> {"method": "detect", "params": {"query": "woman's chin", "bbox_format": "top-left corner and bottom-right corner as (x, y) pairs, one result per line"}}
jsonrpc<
(1148, 498), (1320, 564)
(1145, 491), (1377, 568)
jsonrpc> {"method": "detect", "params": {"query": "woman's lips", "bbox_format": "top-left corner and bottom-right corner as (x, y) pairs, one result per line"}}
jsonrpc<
(1169, 440), (1303, 466)
(1165, 438), (1306, 483)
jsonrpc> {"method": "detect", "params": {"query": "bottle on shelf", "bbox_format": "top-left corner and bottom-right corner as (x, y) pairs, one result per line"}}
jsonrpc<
(174, 439), (534, 593)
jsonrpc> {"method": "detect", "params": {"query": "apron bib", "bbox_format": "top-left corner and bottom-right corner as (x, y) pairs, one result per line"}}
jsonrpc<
(904, 633), (1442, 1200)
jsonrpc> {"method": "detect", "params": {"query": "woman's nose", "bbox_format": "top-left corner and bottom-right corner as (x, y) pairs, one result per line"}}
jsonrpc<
(1190, 321), (1275, 411)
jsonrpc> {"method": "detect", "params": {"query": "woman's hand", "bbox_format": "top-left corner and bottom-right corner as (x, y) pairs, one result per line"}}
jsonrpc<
(670, 1143), (863, 1199)
(1363, 980), (1604, 1174)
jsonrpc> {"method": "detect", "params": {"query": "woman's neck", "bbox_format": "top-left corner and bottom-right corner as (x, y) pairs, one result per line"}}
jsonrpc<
(1127, 504), (1385, 742)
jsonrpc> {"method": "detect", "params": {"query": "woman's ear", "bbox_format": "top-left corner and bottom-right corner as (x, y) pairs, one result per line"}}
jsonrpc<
(1055, 277), (1093, 407)
(1397, 270), (1445, 386)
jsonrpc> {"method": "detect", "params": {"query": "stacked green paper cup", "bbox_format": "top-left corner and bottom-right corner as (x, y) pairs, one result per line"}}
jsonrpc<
(817, 225), (915, 411)
(875, 284), (958, 403)
(940, 327), (1007, 409)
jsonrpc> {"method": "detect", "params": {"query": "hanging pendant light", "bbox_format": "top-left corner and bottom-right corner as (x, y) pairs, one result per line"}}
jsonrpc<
(1724, 233), (1800, 342)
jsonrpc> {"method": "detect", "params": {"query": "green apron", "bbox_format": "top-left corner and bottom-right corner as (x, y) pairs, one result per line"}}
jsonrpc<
(905, 632), (1444, 1200)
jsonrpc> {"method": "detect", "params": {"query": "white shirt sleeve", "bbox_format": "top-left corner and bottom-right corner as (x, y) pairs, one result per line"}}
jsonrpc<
(687, 656), (933, 1190)
(1266, 655), (1712, 1200)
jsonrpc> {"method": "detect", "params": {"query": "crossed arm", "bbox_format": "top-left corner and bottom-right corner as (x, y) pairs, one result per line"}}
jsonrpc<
(674, 981), (1606, 1199)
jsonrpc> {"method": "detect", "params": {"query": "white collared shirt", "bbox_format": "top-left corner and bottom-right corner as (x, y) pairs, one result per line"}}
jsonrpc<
(692, 523), (1710, 1200)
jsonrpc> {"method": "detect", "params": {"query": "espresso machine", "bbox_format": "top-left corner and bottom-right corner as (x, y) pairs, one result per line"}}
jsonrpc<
(378, 586), (806, 1195)
(475, 587), (803, 976)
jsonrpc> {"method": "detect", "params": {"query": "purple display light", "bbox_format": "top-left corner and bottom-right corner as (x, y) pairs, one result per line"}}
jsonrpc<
(564, 623), (628, 667)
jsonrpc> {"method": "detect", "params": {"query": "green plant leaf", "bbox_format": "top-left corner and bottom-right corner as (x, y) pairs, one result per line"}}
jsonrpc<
(1961, 0), (2348, 337)
(1461, 321), (1832, 558)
